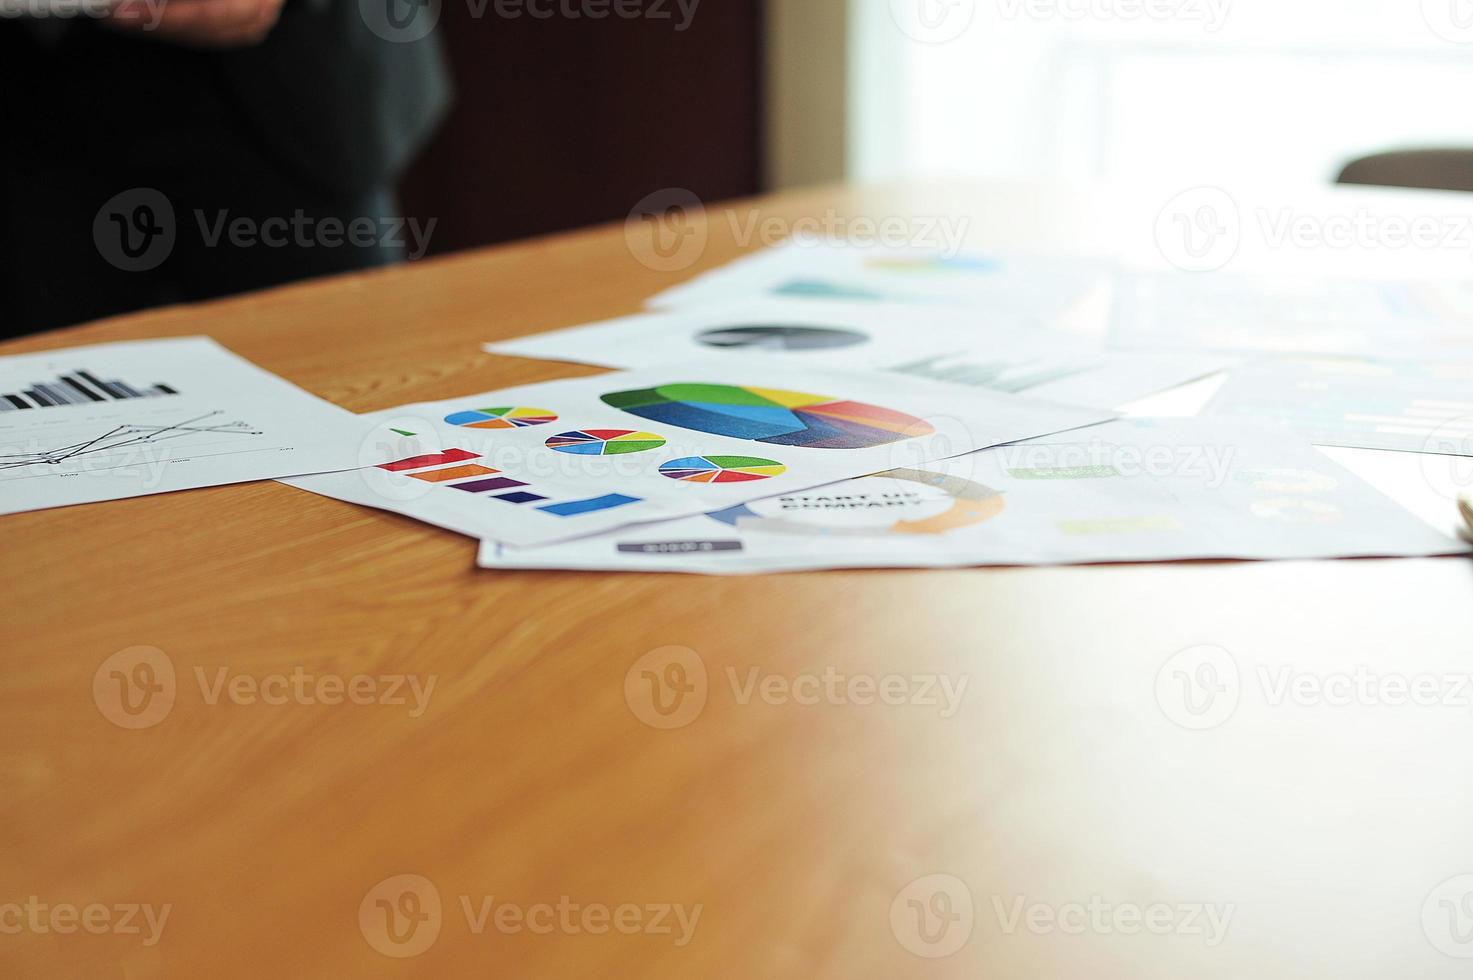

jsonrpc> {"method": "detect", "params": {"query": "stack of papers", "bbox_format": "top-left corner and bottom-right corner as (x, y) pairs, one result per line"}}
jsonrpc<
(5, 238), (1471, 577)
(283, 359), (1110, 547)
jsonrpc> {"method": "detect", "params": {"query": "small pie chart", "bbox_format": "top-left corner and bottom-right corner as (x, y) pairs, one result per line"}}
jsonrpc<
(445, 406), (558, 429)
(545, 429), (667, 456)
(695, 325), (869, 351)
(659, 455), (787, 484)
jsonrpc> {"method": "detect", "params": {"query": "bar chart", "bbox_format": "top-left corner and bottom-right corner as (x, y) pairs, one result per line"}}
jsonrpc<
(887, 353), (1091, 394)
(0, 369), (178, 411)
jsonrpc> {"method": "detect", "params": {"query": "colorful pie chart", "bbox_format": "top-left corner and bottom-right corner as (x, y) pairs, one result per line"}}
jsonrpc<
(659, 456), (787, 483)
(545, 429), (667, 456)
(602, 383), (933, 449)
(444, 406), (558, 429)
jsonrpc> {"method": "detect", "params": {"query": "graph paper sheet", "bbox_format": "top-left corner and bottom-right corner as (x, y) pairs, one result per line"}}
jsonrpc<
(0, 337), (371, 515)
(485, 299), (1231, 411)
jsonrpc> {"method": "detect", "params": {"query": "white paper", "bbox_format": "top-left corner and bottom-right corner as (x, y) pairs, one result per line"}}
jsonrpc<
(1204, 357), (1473, 456)
(647, 241), (1111, 323)
(0, 337), (370, 515)
(283, 358), (1111, 547)
(1112, 271), (1473, 358)
(477, 418), (1466, 573)
(486, 299), (1230, 411)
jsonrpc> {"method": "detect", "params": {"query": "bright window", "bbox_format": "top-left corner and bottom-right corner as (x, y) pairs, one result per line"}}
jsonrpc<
(853, 0), (1473, 183)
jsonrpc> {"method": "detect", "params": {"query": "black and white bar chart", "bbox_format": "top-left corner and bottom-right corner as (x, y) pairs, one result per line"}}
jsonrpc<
(0, 370), (178, 411)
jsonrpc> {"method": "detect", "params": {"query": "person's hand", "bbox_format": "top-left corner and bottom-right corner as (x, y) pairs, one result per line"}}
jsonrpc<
(103, 0), (285, 48)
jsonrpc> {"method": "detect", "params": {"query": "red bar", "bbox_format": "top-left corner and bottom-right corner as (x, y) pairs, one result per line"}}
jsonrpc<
(377, 448), (480, 472)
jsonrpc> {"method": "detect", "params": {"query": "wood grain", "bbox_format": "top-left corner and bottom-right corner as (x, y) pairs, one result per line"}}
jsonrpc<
(3, 184), (1473, 979)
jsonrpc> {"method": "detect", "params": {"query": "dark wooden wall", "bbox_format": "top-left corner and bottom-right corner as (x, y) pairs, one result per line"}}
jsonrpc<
(399, 2), (765, 255)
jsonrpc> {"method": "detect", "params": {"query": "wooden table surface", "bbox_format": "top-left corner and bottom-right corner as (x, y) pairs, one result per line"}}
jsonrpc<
(4, 182), (1473, 979)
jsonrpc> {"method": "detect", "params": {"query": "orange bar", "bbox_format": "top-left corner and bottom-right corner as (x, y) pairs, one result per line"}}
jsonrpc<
(409, 464), (500, 483)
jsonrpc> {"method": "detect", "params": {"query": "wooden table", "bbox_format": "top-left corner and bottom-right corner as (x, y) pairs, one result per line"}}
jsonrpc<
(4, 182), (1473, 978)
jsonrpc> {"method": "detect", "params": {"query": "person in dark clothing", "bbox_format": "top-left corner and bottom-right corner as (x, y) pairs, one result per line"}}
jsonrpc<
(0, 2), (450, 336)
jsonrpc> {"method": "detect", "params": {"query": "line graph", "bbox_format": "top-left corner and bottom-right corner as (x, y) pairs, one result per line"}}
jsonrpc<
(0, 411), (263, 473)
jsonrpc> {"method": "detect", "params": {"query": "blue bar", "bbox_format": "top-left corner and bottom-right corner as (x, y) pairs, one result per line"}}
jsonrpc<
(537, 494), (641, 517)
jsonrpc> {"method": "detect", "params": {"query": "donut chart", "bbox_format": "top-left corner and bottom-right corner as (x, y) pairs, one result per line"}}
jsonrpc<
(602, 383), (933, 449)
(658, 456), (787, 484)
(707, 468), (1004, 536)
(444, 406), (558, 430)
(545, 429), (667, 456)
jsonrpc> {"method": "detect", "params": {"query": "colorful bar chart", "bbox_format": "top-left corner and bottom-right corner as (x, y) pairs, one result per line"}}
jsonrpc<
(374, 445), (642, 518)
